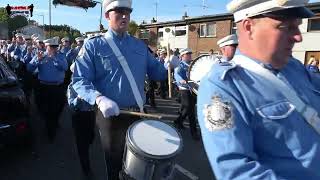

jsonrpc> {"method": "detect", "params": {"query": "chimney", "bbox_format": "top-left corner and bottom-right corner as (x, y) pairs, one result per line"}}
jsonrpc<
(182, 11), (188, 20)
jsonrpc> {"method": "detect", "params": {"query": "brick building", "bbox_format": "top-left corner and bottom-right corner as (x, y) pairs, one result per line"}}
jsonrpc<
(138, 13), (233, 58)
(138, 2), (320, 62)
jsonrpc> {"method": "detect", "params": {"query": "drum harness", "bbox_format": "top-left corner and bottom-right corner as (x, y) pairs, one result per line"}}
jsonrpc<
(102, 33), (144, 114)
(233, 55), (320, 135)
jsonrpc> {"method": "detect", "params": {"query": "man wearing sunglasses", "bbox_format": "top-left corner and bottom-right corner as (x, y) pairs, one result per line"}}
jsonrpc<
(197, 0), (320, 179)
(69, 0), (167, 179)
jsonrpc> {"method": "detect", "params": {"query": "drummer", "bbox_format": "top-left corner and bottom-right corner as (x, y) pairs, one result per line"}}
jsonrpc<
(215, 34), (238, 63)
(174, 48), (199, 140)
(70, 0), (167, 179)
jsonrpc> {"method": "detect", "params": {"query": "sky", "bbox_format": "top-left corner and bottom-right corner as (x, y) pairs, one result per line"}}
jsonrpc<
(1, 0), (319, 33)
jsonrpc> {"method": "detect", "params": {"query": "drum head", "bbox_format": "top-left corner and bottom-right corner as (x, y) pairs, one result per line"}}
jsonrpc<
(188, 55), (216, 84)
(128, 120), (182, 158)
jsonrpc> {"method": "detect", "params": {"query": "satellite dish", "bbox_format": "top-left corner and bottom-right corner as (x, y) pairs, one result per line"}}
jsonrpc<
(165, 28), (171, 33)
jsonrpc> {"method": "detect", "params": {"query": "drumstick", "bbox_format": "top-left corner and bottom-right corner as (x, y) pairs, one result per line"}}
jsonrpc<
(188, 80), (200, 83)
(120, 110), (163, 119)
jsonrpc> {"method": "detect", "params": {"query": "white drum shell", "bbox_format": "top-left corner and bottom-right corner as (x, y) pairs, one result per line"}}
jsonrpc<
(123, 120), (183, 180)
(123, 143), (176, 180)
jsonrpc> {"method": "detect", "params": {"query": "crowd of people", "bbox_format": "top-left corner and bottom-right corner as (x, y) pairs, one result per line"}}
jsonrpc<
(1, 0), (320, 179)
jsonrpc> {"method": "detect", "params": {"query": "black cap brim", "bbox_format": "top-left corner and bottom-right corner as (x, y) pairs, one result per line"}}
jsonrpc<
(107, 7), (132, 13)
(263, 6), (314, 19)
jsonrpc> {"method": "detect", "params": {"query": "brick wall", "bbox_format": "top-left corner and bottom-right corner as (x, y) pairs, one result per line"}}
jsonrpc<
(188, 20), (232, 58)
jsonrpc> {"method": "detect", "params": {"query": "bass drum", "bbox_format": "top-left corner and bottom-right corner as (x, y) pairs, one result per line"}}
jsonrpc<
(188, 55), (216, 95)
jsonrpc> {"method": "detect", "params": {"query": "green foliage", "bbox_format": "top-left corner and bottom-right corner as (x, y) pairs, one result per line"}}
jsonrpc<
(0, 7), (82, 41)
(8, 16), (28, 34)
(128, 21), (138, 36)
(0, 8), (8, 23)
(0, 7), (28, 37)
(41, 24), (82, 42)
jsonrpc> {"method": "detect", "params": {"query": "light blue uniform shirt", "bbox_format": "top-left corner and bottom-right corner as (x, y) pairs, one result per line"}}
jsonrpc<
(66, 46), (81, 65)
(71, 30), (167, 108)
(13, 44), (26, 61)
(7, 43), (16, 53)
(27, 52), (68, 83)
(60, 46), (71, 57)
(197, 53), (320, 180)
(174, 60), (190, 90)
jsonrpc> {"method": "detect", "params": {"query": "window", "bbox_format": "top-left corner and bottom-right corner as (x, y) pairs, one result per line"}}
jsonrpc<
(199, 23), (216, 37)
(308, 18), (320, 31)
(175, 26), (186, 36)
(231, 21), (237, 34)
(158, 31), (163, 38)
(139, 29), (150, 39)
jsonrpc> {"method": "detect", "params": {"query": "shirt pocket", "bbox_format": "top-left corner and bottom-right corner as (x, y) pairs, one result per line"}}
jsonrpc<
(256, 100), (295, 120)
(97, 52), (114, 71)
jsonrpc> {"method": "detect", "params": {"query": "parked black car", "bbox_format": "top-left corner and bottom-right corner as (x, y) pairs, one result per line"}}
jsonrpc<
(0, 57), (31, 147)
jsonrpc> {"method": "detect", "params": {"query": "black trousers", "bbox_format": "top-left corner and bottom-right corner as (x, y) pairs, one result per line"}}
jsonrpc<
(96, 112), (140, 180)
(160, 79), (168, 99)
(175, 90), (197, 135)
(146, 80), (156, 106)
(34, 82), (66, 141)
(72, 110), (96, 175)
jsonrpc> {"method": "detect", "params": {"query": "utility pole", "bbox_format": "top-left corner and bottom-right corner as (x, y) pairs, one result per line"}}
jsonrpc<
(155, 0), (158, 21)
(49, 0), (51, 37)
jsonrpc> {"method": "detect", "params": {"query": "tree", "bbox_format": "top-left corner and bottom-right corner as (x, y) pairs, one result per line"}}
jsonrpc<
(0, 8), (9, 23)
(8, 16), (28, 35)
(0, 8), (28, 37)
(128, 21), (138, 36)
(41, 24), (81, 42)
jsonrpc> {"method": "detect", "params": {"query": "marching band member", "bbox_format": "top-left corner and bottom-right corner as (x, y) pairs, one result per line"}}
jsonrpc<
(215, 34), (238, 63)
(70, 0), (167, 179)
(27, 37), (68, 142)
(67, 60), (96, 179)
(174, 48), (199, 140)
(65, 37), (85, 87)
(60, 37), (71, 57)
(197, 0), (320, 179)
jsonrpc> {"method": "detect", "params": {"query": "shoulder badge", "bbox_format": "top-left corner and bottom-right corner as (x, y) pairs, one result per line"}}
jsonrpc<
(203, 96), (233, 131)
(88, 34), (102, 40)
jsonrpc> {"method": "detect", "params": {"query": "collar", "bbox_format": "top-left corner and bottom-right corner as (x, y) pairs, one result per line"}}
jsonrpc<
(181, 60), (190, 66)
(237, 51), (282, 73)
(106, 29), (129, 41)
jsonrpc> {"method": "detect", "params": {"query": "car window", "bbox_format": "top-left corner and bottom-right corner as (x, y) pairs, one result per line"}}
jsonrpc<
(0, 57), (17, 86)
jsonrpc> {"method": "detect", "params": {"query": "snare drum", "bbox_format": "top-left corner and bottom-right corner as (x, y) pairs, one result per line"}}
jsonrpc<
(122, 120), (183, 180)
(188, 55), (216, 95)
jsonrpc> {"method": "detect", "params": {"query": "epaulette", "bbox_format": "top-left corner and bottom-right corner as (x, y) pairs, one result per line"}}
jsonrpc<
(88, 34), (102, 40)
(219, 62), (237, 80)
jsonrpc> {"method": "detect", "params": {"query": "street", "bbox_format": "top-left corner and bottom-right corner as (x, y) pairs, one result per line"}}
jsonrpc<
(0, 96), (215, 180)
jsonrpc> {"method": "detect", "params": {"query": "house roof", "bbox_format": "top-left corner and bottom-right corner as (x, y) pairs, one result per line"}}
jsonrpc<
(139, 2), (320, 29)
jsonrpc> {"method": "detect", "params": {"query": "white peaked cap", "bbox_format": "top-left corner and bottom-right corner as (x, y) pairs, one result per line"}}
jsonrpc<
(179, 48), (192, 56)
(44, 36), (60, 46)
(103, 0), (132, 12)
(75, 37), (85, 42)
(227, 0), (314, 22)
(217, 34), (238, 48)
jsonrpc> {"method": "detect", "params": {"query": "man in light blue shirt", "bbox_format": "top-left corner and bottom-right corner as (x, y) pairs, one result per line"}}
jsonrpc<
(70, 0), (167, 179)
(27, 36), (68, 143)
(197, 1), (320, 180)
(174, 48), (199, 140)
(215, 34), (238, 64)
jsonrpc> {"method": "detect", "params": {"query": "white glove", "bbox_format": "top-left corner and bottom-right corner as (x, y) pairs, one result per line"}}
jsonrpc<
(70, 63), (75, 73)
(96, 96), (120, 118)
